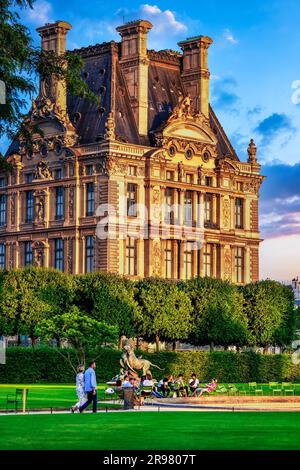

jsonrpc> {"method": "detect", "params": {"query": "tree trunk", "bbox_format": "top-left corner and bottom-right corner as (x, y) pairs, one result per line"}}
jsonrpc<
(172, 341), (176, 351)
(118, 335), (123, 351)
(136, 337), (139, 349)
(210, 342), (214, 352)
(155, 335), (160, 353)
(17, 335), (21, 346)
(263, 346), (269, 355)
(30, 335), (36, 348)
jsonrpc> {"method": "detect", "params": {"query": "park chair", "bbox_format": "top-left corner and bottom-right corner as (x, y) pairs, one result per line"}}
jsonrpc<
(228, 384), (239, 396)
(140, 386), (154, 404)
(282, 382), (295, 396)
(248, 382), (263, 395)
(215, 385), (228, 395)
(6, 388), (29, 412)
(269, 382), (282, 396)
(237, 385), (247, 396)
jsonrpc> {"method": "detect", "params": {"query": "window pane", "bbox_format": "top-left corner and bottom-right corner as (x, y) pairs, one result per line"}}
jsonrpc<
(54, 239), (64, 271)
(204, 244), (212, 277)
(86, 183), (94, 216)
(26, 191), (33, 223)
(125, 237), (136, 275)
(0, 194), (6, 226)
(0, 243), (5, 269)
(165, 241), (172, 279)
(55, 187), (64, 219)
(127, 184), (137, 217)
(86, 236), (94, 273)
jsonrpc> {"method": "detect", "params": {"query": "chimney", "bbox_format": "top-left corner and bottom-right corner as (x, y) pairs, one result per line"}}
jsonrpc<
(36, 20), (72, 115)
(178, 36), (213, 118)
(116, 20), (153, 136)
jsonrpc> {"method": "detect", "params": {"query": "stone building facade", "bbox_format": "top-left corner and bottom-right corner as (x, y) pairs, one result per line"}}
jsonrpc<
(0, 19), (264, 283)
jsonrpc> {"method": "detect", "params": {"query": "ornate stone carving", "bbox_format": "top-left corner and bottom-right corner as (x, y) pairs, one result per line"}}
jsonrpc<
(11, 192), (16, 225)
(69, 185), (75, 219)
(223, 199), (231, 228)
(197, 165), (203, 185)
(244, 180), (260, 194)
(34, 190), (47, 223)
(178, 162), (184, 182)
(247, 138), (257, 164)
(152, 241), (162, 277)
(67, 237), (73, 273)
(224, 248), (232, 280)
(34, 161), (52, 180)
(105, 112), (115, 140)
(32, 241), (46, 268)
(167, 94), (192, 122)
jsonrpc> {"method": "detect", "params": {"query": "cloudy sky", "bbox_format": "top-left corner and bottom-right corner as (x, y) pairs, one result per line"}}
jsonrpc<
(1, 0), (300, 281)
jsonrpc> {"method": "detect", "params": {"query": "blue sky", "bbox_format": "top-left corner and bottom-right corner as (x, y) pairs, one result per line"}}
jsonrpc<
(1, 0), (300, 280)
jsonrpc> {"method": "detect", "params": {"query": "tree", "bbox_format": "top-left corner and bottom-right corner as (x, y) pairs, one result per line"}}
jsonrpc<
(0, 266), (75, 345)
(36, 305), (118, 371)
(134, 278), (193, 352)
(181, 277), (249, 350)
(242, 280), (297, 351)
(0, 0), (97, 143)
(74, 272), (139, 350)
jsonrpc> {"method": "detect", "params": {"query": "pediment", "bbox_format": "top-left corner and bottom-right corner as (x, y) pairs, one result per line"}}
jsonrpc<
(162, 119), (217, 145)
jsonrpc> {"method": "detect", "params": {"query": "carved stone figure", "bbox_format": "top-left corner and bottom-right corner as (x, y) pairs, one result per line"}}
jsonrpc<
(119, 343), (163, 377)
(178, 162), (184, 182)
(168, 94), (192, 122)
(34, 161), (52, 180)
(223, 199), (230, 228)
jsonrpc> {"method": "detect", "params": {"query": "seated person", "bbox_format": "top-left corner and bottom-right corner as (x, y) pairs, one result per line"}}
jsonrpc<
(141, 373), (154, 387)
(157, 377), (171, 397)
(174, 374), (188, 397)
(189, 373), (200, 396)
(192, 378), (218, 397)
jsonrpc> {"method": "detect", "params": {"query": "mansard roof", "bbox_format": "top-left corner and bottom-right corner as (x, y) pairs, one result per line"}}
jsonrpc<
(65, 41), (239, 160)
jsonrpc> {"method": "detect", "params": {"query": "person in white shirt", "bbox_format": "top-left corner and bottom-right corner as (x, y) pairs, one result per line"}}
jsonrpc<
(188, 374), (200, 396)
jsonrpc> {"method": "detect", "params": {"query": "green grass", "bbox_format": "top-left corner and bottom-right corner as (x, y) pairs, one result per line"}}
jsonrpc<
(1, 382), (300, 411)
(0, 412), (300, 450)
(0, 384), (110, 411)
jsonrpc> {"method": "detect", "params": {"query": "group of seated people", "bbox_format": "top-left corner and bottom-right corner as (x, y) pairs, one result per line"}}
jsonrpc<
(112, 373), (217, 403)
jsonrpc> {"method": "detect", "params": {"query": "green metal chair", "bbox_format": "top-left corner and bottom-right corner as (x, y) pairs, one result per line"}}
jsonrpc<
(282, 382), (295, 396)
(6, 388), (29, 412)
(269, 382), (282, 396)
(228, 384), (239, 395)
(237, 385), (247, 396)
(248, 382), (263, 395)
(215, 385), (228, 395)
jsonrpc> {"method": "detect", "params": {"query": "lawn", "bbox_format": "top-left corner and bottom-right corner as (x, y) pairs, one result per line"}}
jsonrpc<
(0, 412), (300, 450)
(1, 383), (300, 411)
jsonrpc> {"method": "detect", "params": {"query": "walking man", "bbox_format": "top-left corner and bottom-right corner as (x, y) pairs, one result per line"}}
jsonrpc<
(79, 360), (97, 413)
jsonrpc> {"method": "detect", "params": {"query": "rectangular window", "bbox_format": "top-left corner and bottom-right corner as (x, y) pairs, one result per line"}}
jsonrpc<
(165, 188), (174, 224)
(26, 173), (33, 184)
(54, 168), (62, 180)
(0, 178), (6, 188)
(235, 247), (244, 283)
(205, 176), (213, 187)
(86, 182), (94, 216)
(204, 194), (212, 223)
(203, 244), (212, 277)
(236, 181), (243, 192)
(184, 191), (193, 224)
(125, 237), (136, 276)
(25, 191), (34, 223)
(0, 243), (5, 269)
(25, 241), (33, 266)
(127, 183), (137, 217)
(86, 165), (93, 176)
(166, 171), (174, 181)
(54, 239), (64, 271)
(184, 242), (193, 280)
(85, 236), (94, 273)
(165, 240), (173, 279)
(55, 187), (64, 220)
(235, 198), (244, 229)
(0, 194), (6, 226)
(128, 165), (137, 176)
(186, 174), (193, 184)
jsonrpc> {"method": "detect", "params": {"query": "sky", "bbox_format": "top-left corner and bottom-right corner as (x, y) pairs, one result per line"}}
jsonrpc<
(1, 0), (300, 281)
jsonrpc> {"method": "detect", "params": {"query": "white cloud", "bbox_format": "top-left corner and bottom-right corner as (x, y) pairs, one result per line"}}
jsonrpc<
(25, 0), (53, 25)
(222, 28), (239, 45)
(140, 4), (187, 34)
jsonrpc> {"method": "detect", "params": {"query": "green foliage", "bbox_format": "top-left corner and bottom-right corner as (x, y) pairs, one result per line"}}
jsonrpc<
(36, 306), (118, 369)
(241, 280), (296, 347)
(134, 278), (193, 346)
(0, 0), (97, 140)
(0, 267), (76, 342)
(181, 277), (249, 348)
(74, 272), (139, 344)
(1, 348), (299, 384)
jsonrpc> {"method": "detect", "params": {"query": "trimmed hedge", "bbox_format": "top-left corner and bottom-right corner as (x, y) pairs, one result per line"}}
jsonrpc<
(0, 347), (300, 384)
